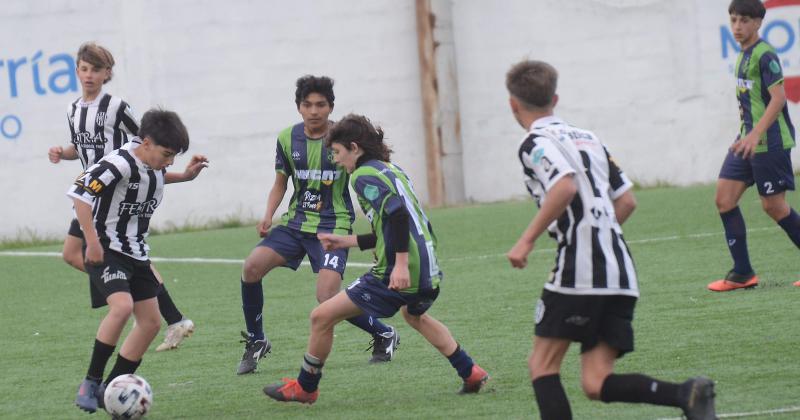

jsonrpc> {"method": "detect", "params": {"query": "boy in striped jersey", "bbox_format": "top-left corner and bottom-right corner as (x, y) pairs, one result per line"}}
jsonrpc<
(263, 114), (487, 404)
(48, 43), (197, 352)
(237, 76), (396, 374)
(69, 109), (208, 413)
(710, 0), (800, 292)
(505, 60), (716, 420)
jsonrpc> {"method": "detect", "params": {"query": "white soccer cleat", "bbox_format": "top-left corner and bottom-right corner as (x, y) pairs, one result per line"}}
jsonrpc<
(156, 318), (195, 351)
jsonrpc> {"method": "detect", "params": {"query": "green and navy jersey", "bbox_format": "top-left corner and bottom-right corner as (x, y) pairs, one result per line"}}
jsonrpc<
(735, 39), (795, 152)
(350, 160), (441, 293)
(275, 123), (354, 235)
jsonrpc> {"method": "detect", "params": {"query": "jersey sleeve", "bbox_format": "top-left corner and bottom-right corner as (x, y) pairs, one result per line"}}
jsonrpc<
(119, 101), (140, 136)
(603, 145), (633, 199)
(67, 160), (123, 205)
(760, 50), (784, 89)
(274, 139), (290, 175)
(352, 173), (403, 216)
(518, 134), (576, 192)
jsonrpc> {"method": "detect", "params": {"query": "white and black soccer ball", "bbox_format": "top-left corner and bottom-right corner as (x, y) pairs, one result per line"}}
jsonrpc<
(103, 374), (153, 419)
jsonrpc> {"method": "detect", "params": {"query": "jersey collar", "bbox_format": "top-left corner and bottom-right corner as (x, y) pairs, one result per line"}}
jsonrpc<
(530, 115), (564, 131)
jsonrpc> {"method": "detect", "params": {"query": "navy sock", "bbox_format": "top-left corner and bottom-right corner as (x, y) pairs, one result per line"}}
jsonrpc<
(297, 353), (323, 393)
(241, 279), (264, 341)
(532, 374), (572, 420)
(600, 373), (681, 407)
(346, 314), (392, 336)
(446, 344), (475, 379)
(778, 209), (800, 249)
(103, 355), (141, 385)
(720, 207), (753, 275)
(157, 284), (184, 325)
(86, 339), (115, 381)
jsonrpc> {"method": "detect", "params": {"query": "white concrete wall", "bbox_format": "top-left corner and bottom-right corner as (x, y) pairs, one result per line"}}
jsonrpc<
(0, 0), (427, 240)
(453, 0), (800, 201)
(3, 0), (800, 240)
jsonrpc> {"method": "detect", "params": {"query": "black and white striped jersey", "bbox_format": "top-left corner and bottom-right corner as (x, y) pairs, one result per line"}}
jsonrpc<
(67, 90), (139, 169)
(517, 116), (638, 297)
(67, 140), (164, 261)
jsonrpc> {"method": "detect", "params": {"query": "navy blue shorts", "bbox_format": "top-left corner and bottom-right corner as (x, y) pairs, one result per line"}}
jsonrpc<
(344, 272), (440, 318)
(258, 225), (348, 275)
(719, 148), (795, 196)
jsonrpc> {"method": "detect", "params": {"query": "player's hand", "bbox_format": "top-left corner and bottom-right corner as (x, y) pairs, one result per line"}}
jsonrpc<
(48, 146), (64, 163)
(730, 132), (759, 159)
(182, 155), (209, 180)
(507, 239), (534, 269)
(388, 264), (410, 290)
(317, 233), (343, 250)
(84, 239), (104, 266)
(257, 218), (272, 237)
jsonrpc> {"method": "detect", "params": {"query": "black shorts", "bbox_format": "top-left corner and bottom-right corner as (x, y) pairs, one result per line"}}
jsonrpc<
(67, 218), (84, 239)
(534, 289), (637, 358)
(86, 249), (160, 308)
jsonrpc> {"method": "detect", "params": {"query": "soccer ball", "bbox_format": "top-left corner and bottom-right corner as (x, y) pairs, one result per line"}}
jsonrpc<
(103, 374), (153, 419)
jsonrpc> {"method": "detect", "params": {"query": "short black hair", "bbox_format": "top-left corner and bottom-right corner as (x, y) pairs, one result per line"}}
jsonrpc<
(138, 109), (190, 154)
(295, 75), (335, 108)
(729, 0), (766, 19)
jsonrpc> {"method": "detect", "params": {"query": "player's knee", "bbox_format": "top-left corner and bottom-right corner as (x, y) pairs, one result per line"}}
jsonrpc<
(138, 315), (161, 335)
(761, 200), (788, 221)
(108, 301), (134, 320)
(241, 258), (266, 283)
(715, 195), (736, 212)
(309, 306), (334, 330)
(315, 289), (336, 304)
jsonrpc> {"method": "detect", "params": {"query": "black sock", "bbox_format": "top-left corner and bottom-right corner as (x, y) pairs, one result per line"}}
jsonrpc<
(297, 353), (323, 393)
(157, 284), (184, 325)
(103, 355), (142, 385)
(86, 339), (115, 381)
(532, 374), (572, 420)
(600, 373), (680, 407)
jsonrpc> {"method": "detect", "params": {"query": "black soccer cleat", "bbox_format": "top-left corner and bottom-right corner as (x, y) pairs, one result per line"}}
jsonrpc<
(367, 326), (399, 363)
(679, 376), (717, 420)
(237, 331), (272, 375)
(75, 378), (101, 413)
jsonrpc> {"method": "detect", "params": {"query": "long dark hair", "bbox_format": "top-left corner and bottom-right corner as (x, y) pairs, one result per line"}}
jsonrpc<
(326, 114), (392, 163)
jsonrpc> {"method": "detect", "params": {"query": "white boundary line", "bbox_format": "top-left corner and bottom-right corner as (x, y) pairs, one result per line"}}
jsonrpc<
(0, 226), (779, 266)
(656, 404), (800, 419)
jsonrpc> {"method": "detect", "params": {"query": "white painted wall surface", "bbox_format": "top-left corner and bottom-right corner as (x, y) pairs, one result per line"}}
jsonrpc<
(2, 0), (799, 239)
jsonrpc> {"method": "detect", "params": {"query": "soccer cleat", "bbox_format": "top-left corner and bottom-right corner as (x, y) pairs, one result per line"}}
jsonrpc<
(75, 378), (101, 413)
(367, 326), (399, 363)
(156, 318), (195, 351)
(794, 280), (800, 287)
(679, 376), (717, 420)
(707, 270), (758, 292)
(459, 364), (490, 394)
(237, 331), (272, 375)
(263, 377), (319, 404)
(96, 382), (106, 410)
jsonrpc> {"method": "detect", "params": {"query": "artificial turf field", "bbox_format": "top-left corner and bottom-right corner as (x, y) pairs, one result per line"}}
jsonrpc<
(1, 183), (798, 419)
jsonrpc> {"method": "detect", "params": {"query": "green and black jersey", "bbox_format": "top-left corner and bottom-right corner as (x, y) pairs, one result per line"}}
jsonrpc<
(351, 160), (441, 293)
(274, 123), (354, 235)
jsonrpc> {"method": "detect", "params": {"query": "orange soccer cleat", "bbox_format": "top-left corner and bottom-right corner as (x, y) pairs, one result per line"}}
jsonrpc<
(707, 271), (758, 292)
(459, 364), (490, 394)
(263, 377), (319, 404)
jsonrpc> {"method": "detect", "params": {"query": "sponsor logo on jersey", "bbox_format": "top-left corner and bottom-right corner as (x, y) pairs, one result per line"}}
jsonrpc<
(292, 151), (301, 161)
(295, 169), (341, 183)
(118, 199), (159, 218)
(300, 190), (323, 212)
(736, 78), (754, 92)
(95, 111), (106, 126)
(73, 131), (105, 149)
(101, 266), (128, 283)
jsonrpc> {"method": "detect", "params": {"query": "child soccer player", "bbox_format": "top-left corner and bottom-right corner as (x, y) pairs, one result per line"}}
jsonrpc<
(262, 114), (488, 404)
(69, 109), (208, 413)
(49, 42), (197, 350)
(505, 60), (716, 420)
(237, 76), (396, 374)
(709, 0), (800, 291)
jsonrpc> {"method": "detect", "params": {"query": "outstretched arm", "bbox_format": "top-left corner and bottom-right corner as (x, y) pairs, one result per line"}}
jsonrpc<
(165, 155), (209, 183)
